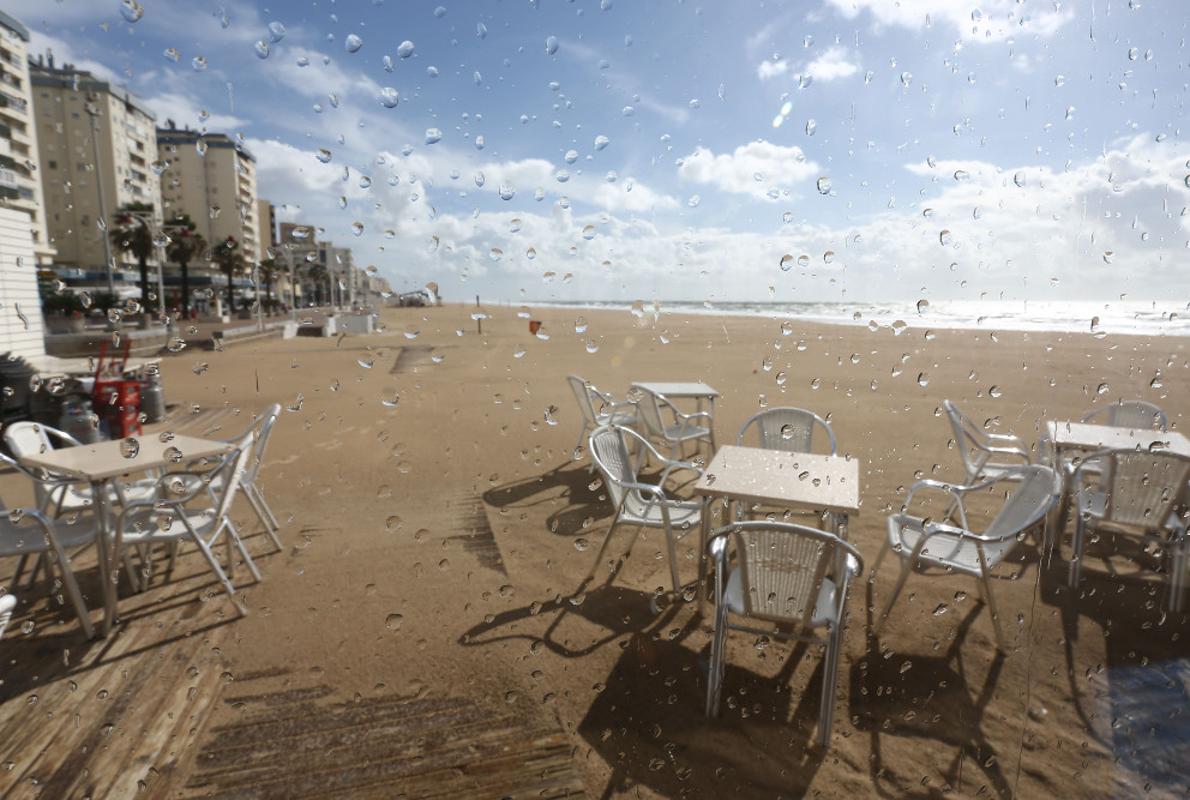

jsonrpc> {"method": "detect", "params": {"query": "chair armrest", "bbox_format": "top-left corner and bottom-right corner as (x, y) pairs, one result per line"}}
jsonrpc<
(984, 443), (1031, 461)
(903, 480), (972, 529)
(44, 428), (84, 448)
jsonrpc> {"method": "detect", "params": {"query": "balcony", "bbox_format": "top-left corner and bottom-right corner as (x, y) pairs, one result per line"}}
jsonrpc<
(0, 92), (26, 113)
(0, 167), (18, 189)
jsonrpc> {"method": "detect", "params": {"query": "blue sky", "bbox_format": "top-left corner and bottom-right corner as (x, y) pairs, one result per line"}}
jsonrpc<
(11, 0), (1190, 304)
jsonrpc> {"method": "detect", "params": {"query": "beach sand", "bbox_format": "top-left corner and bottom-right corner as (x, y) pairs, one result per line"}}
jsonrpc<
(2, 303), (1188, 798)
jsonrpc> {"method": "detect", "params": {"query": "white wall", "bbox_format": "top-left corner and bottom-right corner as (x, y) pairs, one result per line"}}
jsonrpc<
(0, 207), (46, 361)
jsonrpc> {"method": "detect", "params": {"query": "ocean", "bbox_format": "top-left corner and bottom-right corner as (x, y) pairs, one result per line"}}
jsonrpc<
(524, 299), (1190, 337)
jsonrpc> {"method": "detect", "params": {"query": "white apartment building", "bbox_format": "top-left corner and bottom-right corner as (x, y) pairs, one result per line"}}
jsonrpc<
(0, 12), (54, 266)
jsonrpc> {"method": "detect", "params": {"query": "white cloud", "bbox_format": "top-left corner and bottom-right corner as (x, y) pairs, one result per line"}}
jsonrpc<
(822, 0), (1074, 42)
(757, 59), (790, 80)
(677, 141), (821, 201)
(142, 92), (247, 132)
(804, 46), (860, 82)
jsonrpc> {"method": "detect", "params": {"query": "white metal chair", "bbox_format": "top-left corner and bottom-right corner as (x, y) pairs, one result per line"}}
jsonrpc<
(0, 508), (96, 638)
(634, 386), (715, 459)
(3, 422), (156, 516)
(1081, 400), (1168, 432)
(943, 400), (1031, 484)
(588, 424), (702, 594)
(705, 521), (863, 748)
(215, 404), (284, 550)
(567, 375), (638, 459)
(116, 438), (259, 617)
(0, 593), (15, 641)
(737, 407), (836, 454)
(875, 465), (1058, 650)
(1067, 449), (1190, 611)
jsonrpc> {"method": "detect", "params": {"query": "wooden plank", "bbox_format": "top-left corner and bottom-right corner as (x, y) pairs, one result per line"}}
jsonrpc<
(694, 444), (861, 514)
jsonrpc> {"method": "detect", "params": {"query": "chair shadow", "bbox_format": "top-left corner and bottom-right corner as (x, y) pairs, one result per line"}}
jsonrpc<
(459, 580), (682, 658)
(854, 600), (1014, 800)
(578, 631), (827, 799)
(482, 459), (613, 537)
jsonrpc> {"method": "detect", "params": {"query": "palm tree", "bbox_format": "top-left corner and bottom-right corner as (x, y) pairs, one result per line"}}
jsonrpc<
(108, 201), (156, 314)
(258, 257), (281, 313)
(164, 214), (206, 318)
(212, 236), (245, 314)
(305, 262), (329, 306)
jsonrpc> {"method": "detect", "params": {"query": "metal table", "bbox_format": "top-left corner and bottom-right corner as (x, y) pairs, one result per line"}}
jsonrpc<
(19, 434), (233, 636)
(692, 445), (861, 613)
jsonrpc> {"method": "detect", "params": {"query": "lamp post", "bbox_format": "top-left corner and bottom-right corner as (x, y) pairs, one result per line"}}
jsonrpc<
(84, 100), (116, 298)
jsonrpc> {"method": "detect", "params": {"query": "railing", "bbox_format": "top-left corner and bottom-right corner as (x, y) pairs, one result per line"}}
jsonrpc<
(0, 168), (20, 189)
(0, 92), (26, 112)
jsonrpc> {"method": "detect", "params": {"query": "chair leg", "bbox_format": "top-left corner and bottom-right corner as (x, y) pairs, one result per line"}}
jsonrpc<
(818, 625), (841, 748)
(245, 487), (283, 551)
(979, 573), (1007, 651)
(12, 553), (29, 587)
(873, 560), (911, 636)
(665, 528), (682, 594)
(166, 540), (179, 577)
(225, 520), (263, 583)
(190, 534), (247, 616)
(705, 603), (729, 718)
(47, 543), (95, 639)
(254, 485), (281, 531)
(123, 548), (143, 593)
(1068, 515), (1086, 589)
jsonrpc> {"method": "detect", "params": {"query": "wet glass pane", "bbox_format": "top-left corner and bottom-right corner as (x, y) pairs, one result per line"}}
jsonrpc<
(0, 1), (1186, 797)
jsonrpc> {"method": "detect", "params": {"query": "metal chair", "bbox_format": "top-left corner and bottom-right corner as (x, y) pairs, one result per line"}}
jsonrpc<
(1081, 400), (1168, 432)
(0, 593), (15, 641)
(216, 403), (284, 550)
(705, 521), (863, 748)
(943, 400), (1031, 484)
(736, 407), (837, 454)
(875, 465), (1058, 650)
(634, 386), (714, 460)
(0, 508), (96, 638)
(566, 375), (638, 460)
(1068, 449), (1190, 611)
(116, 438), (259, 617)
(588, 424), (702, 594)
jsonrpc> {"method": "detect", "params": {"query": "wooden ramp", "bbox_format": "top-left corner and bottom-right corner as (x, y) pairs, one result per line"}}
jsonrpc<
(0, 549), (240, 799)
(180, 671), (587, 799)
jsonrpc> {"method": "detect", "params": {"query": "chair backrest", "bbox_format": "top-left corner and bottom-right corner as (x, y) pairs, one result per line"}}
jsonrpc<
(984, 465), (1059, 540)
(1095, 450), (1190, 529)
(215, 434), (254, 522)
(721, 521), (863, 627)
(247, 403), (281, 483)
(4, 422), (53, 457)
(943, 400), (997, 477)
(633, 388), (668, 438)
(566, 375), (599, 427)
(737, 407), (837, 454)
(589, 425), (636, 510)
(1081, 400), (1168, 432)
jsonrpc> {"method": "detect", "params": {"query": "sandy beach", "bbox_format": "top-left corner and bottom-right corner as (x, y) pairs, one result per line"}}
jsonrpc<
(1, 303), (1187, 799)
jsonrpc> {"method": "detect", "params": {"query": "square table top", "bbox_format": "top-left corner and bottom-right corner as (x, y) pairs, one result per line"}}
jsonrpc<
(1046, 421), (1190, 458)
(694, 445), (860, 514)
(631, 381), (719, 398)
(17, 434), (234, 482)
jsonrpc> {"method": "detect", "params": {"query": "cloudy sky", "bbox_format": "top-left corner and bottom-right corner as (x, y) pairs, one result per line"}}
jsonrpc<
(11, 0), (1190, 304)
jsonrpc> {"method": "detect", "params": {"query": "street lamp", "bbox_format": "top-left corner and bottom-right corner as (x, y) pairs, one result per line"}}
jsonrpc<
(84, 99), (116, 298)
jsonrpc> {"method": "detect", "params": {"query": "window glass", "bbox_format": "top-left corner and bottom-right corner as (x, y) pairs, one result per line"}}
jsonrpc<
(0, 2), (1186, 798)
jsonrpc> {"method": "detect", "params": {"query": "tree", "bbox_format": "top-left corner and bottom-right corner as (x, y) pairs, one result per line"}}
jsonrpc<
(305, 262), (329, 306)
(258, 257), (281, 313)
(163, 214), (206, 318)
(108, 202), (156, 315)
(212, 236), (245, 313)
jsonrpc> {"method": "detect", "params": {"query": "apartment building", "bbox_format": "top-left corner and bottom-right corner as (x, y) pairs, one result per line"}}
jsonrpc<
(257, 198), (277, 254)
(30, 54), (161, 274)
(157, 126), (262, 265)
(0, 13), (54, 266)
